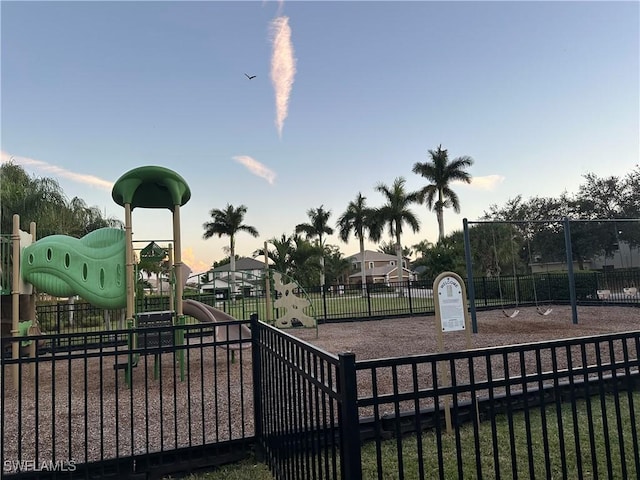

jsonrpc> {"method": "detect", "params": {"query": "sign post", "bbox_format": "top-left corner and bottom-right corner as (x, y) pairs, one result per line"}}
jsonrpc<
(433, 271), (472, 433)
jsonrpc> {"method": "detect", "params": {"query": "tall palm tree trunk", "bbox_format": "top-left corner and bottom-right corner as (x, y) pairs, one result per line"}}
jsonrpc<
(359, 237), (367, 297)
(396, 234), (404, 296)
(437, 207), (445, 243)
(437, 190), (446, 242)
(230, 237), (236, 300)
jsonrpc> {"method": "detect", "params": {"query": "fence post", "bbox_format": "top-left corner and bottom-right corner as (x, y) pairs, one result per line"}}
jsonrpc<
(366, 282), (372, 318)
(338, 352), (362, 480)
(322, 285), (328, 321)
(56, 302), (62, 347)
(463, 218), (479, 333)
(251, 313), (264, 462)
(482, 277), (487, 307)
(407, 279), (413, 314)
(563, 217), (578, 324)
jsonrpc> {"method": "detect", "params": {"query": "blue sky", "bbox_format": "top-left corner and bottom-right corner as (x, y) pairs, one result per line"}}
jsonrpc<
(2, 1), (638, 273)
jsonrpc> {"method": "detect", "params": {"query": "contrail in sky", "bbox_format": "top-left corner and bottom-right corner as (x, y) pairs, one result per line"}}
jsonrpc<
(269, 16), (296, 138)
(1, 150), (114, 190)
(233, 155), (277, 185)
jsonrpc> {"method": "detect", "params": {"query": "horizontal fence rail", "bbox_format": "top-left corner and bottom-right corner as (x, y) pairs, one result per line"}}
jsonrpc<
(29, 271), (640, 340)
(1, 321), (254, 479)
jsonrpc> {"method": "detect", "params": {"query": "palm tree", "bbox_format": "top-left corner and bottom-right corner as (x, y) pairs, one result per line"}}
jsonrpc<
(202, 204), (259, 297)
(295, 205), (333, 288)
(378, 240), (412, 258)
(337, 193), (382, 294)
(375, 177), (420, 286)
(412, 145), (474, 243)
(412, 239), (434, 259)
(254, 233), (295, 276)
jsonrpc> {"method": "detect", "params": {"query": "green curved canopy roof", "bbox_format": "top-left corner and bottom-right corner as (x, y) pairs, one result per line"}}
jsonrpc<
(112, 166), (191, 211)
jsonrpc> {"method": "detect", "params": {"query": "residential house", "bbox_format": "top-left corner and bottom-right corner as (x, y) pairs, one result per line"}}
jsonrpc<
(199, 257), (266, 298)
(345, 250), (416, 286)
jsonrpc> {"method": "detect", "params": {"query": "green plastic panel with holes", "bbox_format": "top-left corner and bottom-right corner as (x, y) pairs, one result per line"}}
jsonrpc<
(21, 228), (126, 309)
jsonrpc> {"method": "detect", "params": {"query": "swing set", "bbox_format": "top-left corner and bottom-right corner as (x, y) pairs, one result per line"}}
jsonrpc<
(526, 235), (553, 316)
(491, 226), (552, 318)
(464, 217), (640, 333)
(491, 228), (520, 318)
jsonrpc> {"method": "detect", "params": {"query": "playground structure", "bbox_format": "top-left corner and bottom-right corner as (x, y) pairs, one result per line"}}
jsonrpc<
(0, 215), (43, 387)
(2, 165), (316, 388)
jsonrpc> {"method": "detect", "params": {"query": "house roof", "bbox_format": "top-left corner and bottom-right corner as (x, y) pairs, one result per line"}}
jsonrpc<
(349, 265), (414, 278)
(211, 257), (265, 272)
(346, 250), (401, 263)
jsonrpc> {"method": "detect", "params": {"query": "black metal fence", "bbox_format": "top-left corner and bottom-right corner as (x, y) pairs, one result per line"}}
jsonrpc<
(1, 320), (254, 479)
(3, 315), (640, 479)
(31, 271), (640, 338)
(252, 320), (640, 480)
(354, 330), (640, 479)
(471, 270), (640, 310)
(252, 319), (361, 480)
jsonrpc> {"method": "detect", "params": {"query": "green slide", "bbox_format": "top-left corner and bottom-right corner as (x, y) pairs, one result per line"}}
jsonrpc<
(21, 228), (126, 309)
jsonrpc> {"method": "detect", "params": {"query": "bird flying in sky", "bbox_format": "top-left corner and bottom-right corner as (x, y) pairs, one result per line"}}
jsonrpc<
(245, 73), (256, 80)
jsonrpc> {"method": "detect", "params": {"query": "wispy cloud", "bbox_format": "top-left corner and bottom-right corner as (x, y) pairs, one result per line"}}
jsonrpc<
(269, 16), (296, 138)
(455, 174), (505, 191)
(1, 150), (114, 191)
(233, 155), (276, 185)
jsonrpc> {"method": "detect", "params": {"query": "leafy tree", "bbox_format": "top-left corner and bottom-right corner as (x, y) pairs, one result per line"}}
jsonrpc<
(1, 161), (65, 235)
(202, 204), (259, 295)
(254, 234), (295, 276)
(375, 177), (420, 284)
(337, 193), (382, 292)
(138, 257), (165, 294)
(574, 168), (640, 251)
(323, 245), (351, 287)
(295, 205), (333, 288)
(481, 169), (640, 271)
(621, 165), (640, 218)
(63, 197), (122, 237)
(413, 230), (467, 280)
(1, 161), (121, 237)
(412, 145), (473, 243)
(412, 239), (434, 259)
(253, 233), (326, 287)
(288, 234), (322, 288)
(211, 255), (239, 268)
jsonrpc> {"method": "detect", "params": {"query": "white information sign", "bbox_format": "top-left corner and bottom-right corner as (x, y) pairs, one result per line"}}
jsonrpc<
(437, 276), (465, 332)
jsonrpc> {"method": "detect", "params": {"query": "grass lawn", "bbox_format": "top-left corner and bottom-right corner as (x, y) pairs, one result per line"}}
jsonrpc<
(171, 392), (638, 480)
(206, 293), (435, 322)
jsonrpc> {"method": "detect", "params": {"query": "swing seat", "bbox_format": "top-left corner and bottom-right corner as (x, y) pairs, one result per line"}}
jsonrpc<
(502, 309), (520, 318)
(536, 307), (553, 316)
